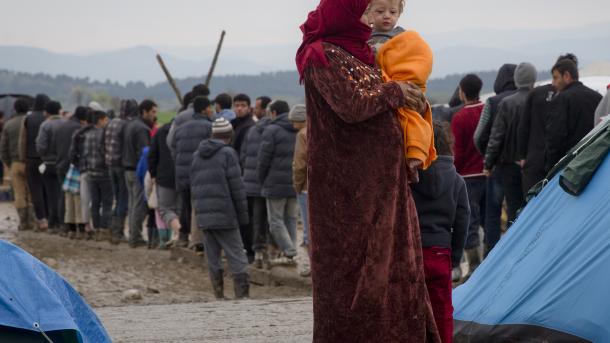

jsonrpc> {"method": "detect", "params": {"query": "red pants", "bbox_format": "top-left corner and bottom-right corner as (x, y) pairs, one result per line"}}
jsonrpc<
(423, 247), (453, 343)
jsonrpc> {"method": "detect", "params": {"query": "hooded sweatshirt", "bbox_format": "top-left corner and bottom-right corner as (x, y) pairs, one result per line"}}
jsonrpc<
(474, 64), (518, 155)
(411, 156), (470, 267)
(190, 139), (248, 230)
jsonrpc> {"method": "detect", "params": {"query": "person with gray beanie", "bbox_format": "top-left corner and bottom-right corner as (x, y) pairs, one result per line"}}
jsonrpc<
(484, 62), (537, 234)
(190, 117), (250, 299)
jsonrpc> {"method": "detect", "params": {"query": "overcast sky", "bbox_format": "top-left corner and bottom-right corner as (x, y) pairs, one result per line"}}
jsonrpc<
(1, 0), (608, 53)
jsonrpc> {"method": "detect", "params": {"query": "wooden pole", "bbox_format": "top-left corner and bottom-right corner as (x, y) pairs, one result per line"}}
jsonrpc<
(205, 30), (226, 88)
(156, 53), (184, 106)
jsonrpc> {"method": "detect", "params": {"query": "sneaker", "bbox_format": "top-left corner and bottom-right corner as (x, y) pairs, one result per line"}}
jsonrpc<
(452, 267), (462, 283)
(270, 256), (297, 267)
(299, 267), (311, 277)
(129, 239), (147, 248)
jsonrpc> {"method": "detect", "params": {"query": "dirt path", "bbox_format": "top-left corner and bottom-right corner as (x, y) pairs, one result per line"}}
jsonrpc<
(0, 203), (311, 308)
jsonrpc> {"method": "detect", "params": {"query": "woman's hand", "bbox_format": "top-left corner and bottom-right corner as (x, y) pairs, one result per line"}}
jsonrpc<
(397, 82), (428, 114)
(406, 158), (423, 184)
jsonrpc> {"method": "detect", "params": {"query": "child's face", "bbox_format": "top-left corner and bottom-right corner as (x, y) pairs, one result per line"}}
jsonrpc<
(368, 0), (401, 33)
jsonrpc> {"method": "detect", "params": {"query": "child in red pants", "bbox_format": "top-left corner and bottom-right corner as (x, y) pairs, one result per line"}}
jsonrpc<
(411, 121), (470, 343)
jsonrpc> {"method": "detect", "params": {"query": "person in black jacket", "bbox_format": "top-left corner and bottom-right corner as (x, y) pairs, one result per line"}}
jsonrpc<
(123, 100), (156, 248)
(517, 84), (556, 194)
(231, 93), (255, 158)
(484, 62), (537, 233)
(173, 96), (215, 249)
(545, 58), (603, 172)
(411, 121), (469, 336)
(190, 118), (250, 300)
(473, 64), (517, 258)
(257, 100), (299, 265)
(21, 94), (50, 231)
(148, 121), (179, 248)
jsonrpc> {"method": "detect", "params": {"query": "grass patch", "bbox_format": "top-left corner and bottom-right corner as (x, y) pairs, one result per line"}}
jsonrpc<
(157, 111), (176, 125)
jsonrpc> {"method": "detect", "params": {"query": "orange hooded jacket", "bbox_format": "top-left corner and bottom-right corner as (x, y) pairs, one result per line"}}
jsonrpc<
(377, 31), (437, 169)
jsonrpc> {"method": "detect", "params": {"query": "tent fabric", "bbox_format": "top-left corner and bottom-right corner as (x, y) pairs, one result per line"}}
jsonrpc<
(0, 241), (111, 343)
(453, 152), (610, 342)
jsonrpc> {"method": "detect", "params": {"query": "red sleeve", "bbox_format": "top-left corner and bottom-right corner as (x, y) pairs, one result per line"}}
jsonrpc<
(451, 112), (465, 174)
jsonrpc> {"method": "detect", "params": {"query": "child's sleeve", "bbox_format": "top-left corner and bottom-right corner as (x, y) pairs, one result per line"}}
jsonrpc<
(452, 178), (470, 268)
(405, 103), (436, 168)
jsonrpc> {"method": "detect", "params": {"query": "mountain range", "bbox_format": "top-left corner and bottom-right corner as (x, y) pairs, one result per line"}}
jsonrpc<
(1, 22), (609, 85)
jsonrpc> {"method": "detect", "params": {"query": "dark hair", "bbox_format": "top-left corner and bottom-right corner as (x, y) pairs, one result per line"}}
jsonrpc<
(233, 93), (251, 106)
(214, 93), (233, 110)
(91, 110), (108, 125)
(433, 120), (453, 156)
(556, 53), (578, 67)
(192, 84), (210, 97)
(139, 99), (157, 115)
(45, 101), (61, 115)
(257, 96), (272, 110)
(552, 59), (579, 81)
(73, 106), (89, 121)
(33, 94), (50, 111)
(193, 96), (212, 114)
(459, 74), (483, 101)
(269, 100), (290, 115)
(120, 99), (139, 119)
(182, 91), (194, 109)
(14, 98), (31, 114)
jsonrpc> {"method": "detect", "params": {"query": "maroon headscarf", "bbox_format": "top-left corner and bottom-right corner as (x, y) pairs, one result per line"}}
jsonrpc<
(296, 0), (375, 81)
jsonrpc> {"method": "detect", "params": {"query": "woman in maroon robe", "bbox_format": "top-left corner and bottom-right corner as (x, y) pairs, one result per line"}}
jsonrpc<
(297, 0), (441, 342)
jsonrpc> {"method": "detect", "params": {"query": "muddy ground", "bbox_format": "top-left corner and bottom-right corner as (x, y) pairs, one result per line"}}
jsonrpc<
(0, 203), (311, 308)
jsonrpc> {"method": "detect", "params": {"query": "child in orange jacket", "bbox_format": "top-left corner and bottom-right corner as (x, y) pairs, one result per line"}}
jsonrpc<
(367, 0), (436, 170)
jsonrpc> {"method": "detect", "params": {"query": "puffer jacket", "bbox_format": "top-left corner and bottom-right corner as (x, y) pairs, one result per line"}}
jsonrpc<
(174, 115), (213, 192)
(240, 117), (272, 197)
(190, 139), (249, 230)
(484, 88), (531, 169)
(257, 113), (298, 198)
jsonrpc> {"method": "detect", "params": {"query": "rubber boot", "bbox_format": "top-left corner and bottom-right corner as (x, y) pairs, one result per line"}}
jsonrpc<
(210, 270), (225, 300)
(233, 273), (250, 300)
(158, 229), (171, 249)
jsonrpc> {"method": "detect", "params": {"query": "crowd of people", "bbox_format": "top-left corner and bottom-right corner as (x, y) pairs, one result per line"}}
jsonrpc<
(2, 0), (610, 341)
(0, 86), (311, 300)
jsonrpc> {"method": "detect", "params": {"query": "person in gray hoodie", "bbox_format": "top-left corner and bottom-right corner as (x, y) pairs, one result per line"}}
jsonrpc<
(35, 101), (64, 232)
(257, 100), (299, 265)
(190, 118), (250, 300)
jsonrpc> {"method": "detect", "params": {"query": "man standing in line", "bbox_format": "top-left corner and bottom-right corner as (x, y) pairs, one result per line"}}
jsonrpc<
(123, 100), (157, 248)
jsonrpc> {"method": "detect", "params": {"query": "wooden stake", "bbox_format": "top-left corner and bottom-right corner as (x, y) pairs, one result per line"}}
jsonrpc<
(156, 54), (184, 106)
(205, 30), (226, 88)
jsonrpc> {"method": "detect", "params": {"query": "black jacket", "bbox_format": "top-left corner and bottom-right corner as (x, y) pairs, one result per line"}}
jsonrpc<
(190, 139), (249, 230)
(149, 123), (175, 189)
(240, 117), (272, 197)
(122, 117), (151, 170)
(231, 114), (255, 157)
(69, 125), (94, 172)
(174, 115), (213, 192)
(55, 117), (82, 175)
(411, 156), (470, 267)
(257, 113), (298, 199)
(23, 111), (46, 161)
(545, 81), (603, 172)
(474, 64), (518, 155)
(484, 88), (531, 169)
(517, 84), (555, 192)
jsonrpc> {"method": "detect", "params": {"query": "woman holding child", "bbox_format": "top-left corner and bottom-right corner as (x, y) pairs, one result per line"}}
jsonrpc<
(297, 0), (440, 341)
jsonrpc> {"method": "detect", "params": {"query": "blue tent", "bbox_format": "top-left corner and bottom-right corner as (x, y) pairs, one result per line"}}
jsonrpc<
(453, 145), (610, 342)
(0, 241), (111, 343)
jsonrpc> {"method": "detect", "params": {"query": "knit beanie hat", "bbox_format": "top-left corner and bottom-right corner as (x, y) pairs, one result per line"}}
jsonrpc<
(212, 117), (234, 140)
(288, 104), (307, 122)
(514, 62), (537, 88)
